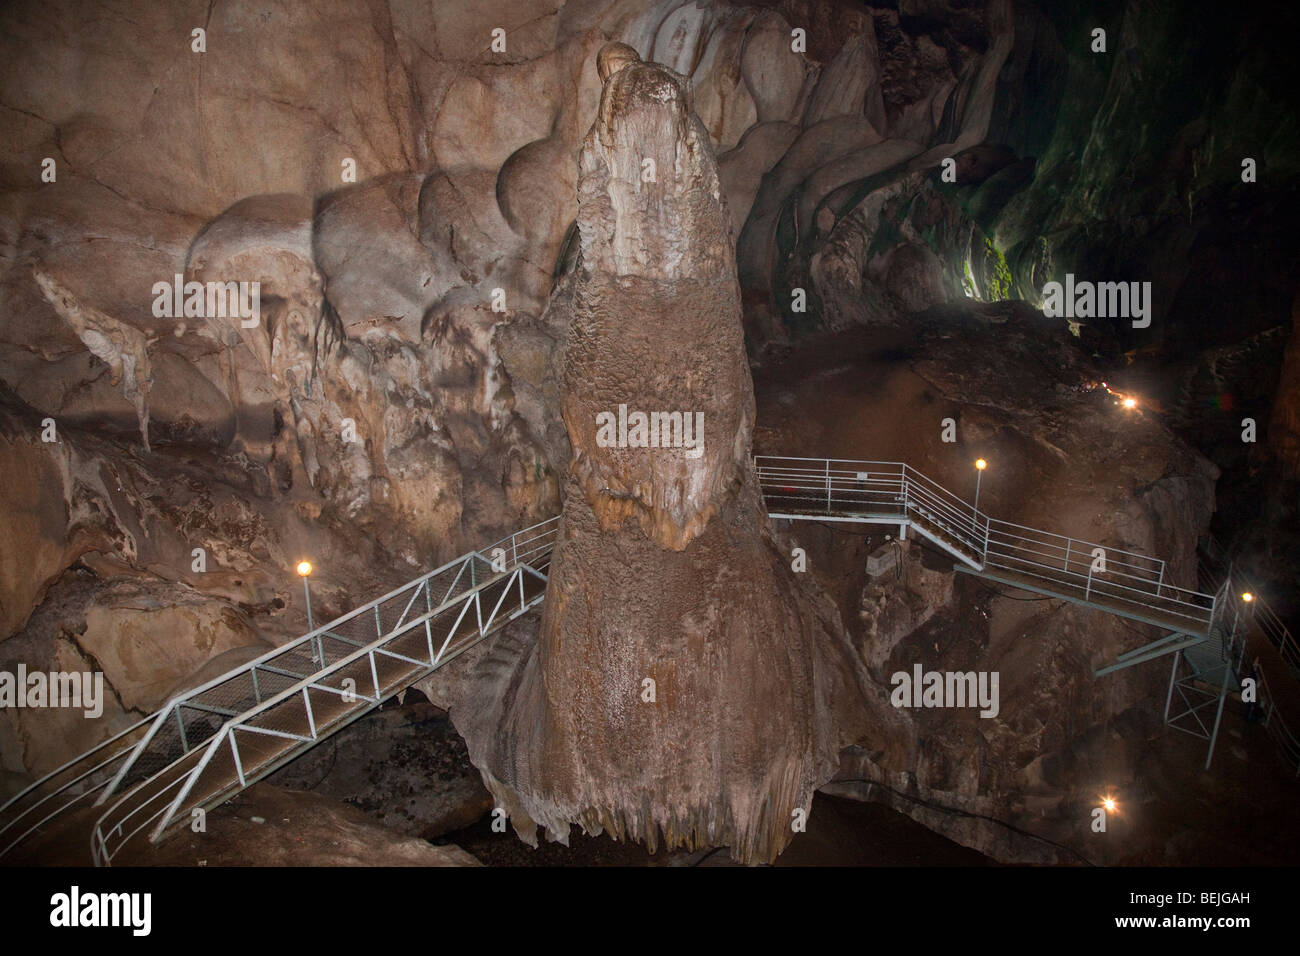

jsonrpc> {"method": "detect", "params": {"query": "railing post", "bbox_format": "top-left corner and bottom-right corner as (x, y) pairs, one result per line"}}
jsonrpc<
(424, 577), (436, 664)
(898, 467), (908, 539)
(825, 459), (831, 514)
(93, 826), (108, 868)
(303, 688), (318, 737)
(1063, 539), (1071, 573)
(230, 733), (246, 787)
(1155, 561), (1164, 599)
(1085, 564), (1093, 601)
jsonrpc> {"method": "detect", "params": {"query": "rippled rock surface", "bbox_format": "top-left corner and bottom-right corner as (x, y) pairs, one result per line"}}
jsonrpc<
(455, 46), (896, 864)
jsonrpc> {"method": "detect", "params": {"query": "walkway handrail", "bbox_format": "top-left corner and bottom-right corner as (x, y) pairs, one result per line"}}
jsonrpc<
(1231, 570), (1299, 675)
(1217, 572), (1300, 776)
(754, 455), (1217, 630)
(99, 538), (537, 798)
(93, 547), (499, 808)
(1201, 536), (1299, 678)
(0, 517), (559, 864)
(90, 554), (551, 865)
(0, 715), (153, 860)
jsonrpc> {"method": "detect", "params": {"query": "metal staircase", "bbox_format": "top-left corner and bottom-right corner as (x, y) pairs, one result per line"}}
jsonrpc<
(754, 455), (1300, 774)
(1181, 542), (1300, 775)
(0, 517), (558, 866)
(2, 454), (1296, 865)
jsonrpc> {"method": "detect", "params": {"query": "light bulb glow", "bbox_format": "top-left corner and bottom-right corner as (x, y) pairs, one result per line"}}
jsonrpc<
(975, 458), (987, 471)
(1100, 382), (1140, 410)
(1241, 592), (1254, 603)
(1102, 797), (1117, 813)
(297, 561), (312, 577)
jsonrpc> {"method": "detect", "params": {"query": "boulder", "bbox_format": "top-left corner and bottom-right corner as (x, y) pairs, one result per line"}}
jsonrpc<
(78, 581), (273, 713)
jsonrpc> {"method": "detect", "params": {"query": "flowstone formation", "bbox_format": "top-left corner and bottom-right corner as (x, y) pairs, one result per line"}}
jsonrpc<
(457, 45), (892, 864)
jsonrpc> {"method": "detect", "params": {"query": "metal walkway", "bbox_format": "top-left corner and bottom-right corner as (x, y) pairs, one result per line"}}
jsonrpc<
(754, 456), (1300, 774)
(0, 518), (557, 866)
(2, 454), (1296, 865)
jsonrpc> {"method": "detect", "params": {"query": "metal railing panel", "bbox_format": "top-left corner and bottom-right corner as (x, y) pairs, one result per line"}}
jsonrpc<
(755, 455), (1217, 630)
(90, 557), (549, 864)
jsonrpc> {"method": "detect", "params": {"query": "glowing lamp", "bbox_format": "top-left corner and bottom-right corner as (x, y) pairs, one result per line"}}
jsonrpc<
(975, 459), (987, 471)
(1241, 592), (1254, 603)
(297, 561), (313, 577)
(1102, 797), (1117, 813)
(1122, 397), (1137, 409)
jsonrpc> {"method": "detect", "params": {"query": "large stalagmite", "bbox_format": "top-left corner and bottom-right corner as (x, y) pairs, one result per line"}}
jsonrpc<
(458, 45), (889, 864)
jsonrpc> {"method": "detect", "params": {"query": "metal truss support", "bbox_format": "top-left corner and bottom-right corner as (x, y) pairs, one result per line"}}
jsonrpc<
(1164, 645), (1235, 771)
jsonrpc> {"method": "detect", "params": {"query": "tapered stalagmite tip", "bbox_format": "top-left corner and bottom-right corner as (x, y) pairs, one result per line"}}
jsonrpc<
(597, 42), (640, 83)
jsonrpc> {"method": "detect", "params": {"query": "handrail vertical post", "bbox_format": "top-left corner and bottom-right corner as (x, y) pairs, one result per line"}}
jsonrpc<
(230, 732), (246, 786)
(825, 459), (831, 514)
(424, 577), (435, 664)
(303, 688), (317, 737)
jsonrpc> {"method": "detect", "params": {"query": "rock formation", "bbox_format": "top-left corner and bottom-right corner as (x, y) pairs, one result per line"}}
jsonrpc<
(455, 44), (891, 864)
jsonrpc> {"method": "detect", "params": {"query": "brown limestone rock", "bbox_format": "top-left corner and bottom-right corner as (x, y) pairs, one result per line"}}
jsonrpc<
(458, 46), (890, 865)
